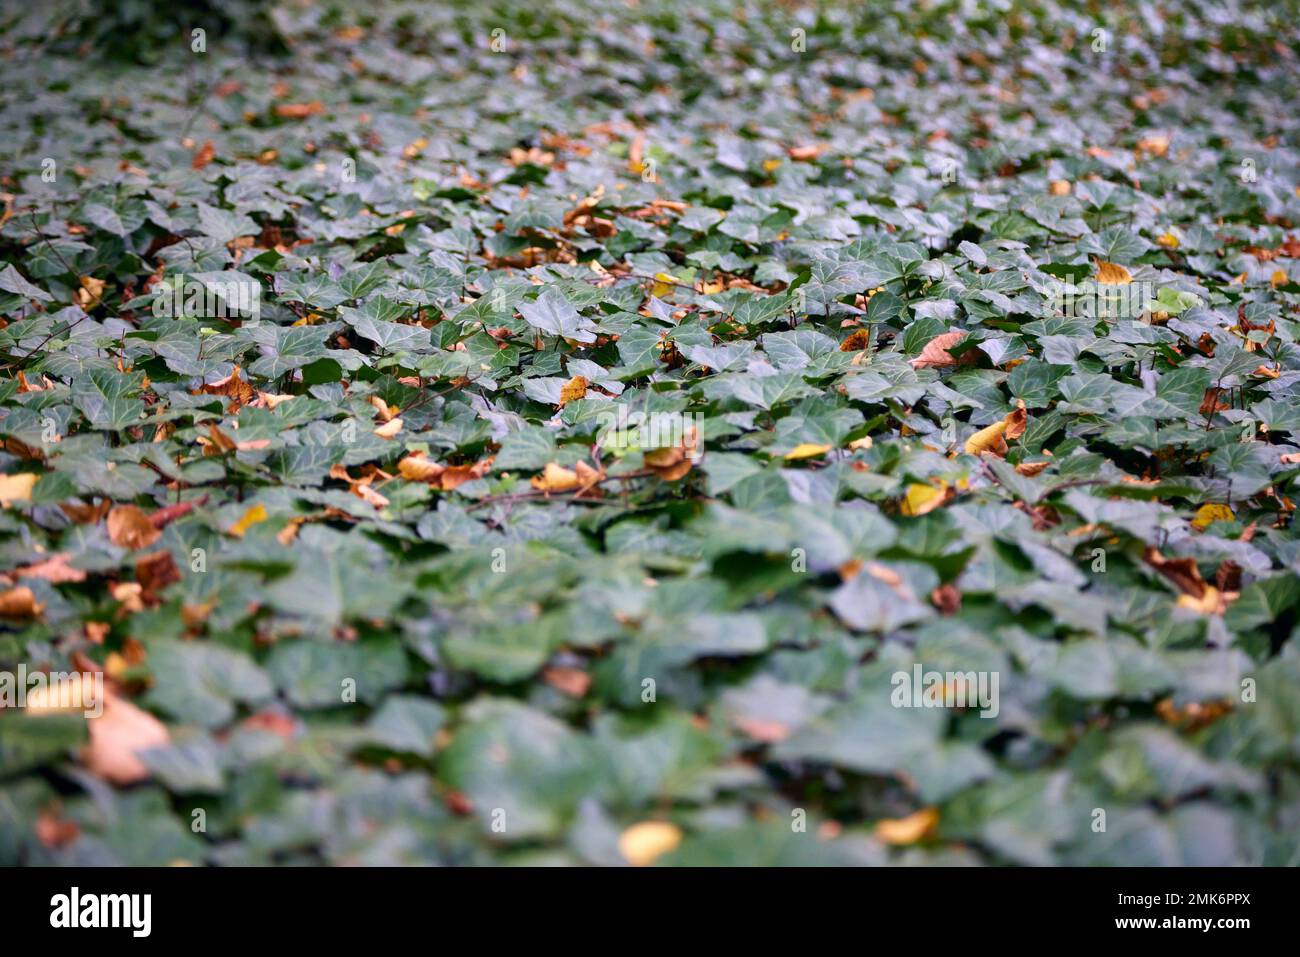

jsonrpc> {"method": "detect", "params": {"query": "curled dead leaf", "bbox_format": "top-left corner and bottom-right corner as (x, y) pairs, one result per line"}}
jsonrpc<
(965, 402), (1027, 456)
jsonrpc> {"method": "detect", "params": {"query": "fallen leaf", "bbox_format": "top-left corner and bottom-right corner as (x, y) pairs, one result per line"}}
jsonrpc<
(82, 689), (171, 785)
(16, 553), (87, 584)
(1095, 261), (1133, 285)
(1191, 503), (1234, 531)
(650, 271), (679, 297)
(901, 482), (948, 516)
(874, 807), (938, 845)
(197, 366), (255, 409)
(355, 484), (389, 508)
(274, 100), (325, 119)
(228, 503), (269, 537)
(77, 275), (105, 309)
(398, 453), (446, 483)
(35, 807), (79, 849)
(840, 330), (872, 351)
(965, 403), (1027, 456)
(909, 331), (966, 369)
(437, 457), (494, 491)
(1156, 697), (1233, 732)
(618, 821), (682, 866)
(374, 418), (404, 439)
(930, 583), (961, 615)
(0, 472), (38, 506)
(785, 443), (832, 460)
(1136, 133), (1170, 157)
(1015, 460), (1051, 476)
(191, 140), (216, 170)
(149, 496), (207, 529)
(136, 551), (181, 601)
(733, 717), (791, 743)
(107, 506), (161, 550)
(0, 585), (42, 619)
(964, 421), (1009, 457)
(788, 144), (826, 161)
(558, 375), (589, 406)
(531, 462), (580, 493)
(542, 666), (592, 698)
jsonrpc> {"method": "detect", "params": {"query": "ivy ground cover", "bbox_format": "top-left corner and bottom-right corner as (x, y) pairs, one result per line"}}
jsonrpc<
(1, 0), (1299, 866)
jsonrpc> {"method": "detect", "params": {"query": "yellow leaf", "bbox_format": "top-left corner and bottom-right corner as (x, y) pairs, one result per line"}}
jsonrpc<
(77, 275), (106, 309)
(1096, 261), (1132, 285)
(761, 158), (782, 173)
(228, 503), (268, 538)
(849, 436), (873, 451)
(531, 462), (580, 493)
(398, 453), (445, 483)
(1177, 585), (1224, 616)
(1156, 231), (1180, 249)
(618, 821), (682, 866)
(785, 442), (831, 460)
(374, 417), (404, 438)
(964, 420), (1009, 456)
(1191, 503), (1234, 531)
(1048, 179), (1071, 196)
(1271, 269), (1288, 288)
(965, 403), (1027, 456)
(901, 482), (947, 517)
(650, 272), (679, 297)
(0, 472), (38, 507)
(874, 807), (938, 845)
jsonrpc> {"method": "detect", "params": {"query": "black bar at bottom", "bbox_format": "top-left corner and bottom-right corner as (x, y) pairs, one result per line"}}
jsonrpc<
(0, 866), (1281, 943)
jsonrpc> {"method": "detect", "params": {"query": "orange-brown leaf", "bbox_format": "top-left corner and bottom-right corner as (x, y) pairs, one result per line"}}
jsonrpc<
(107, 506), (161, 550)
(909, 331), (966, 369)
